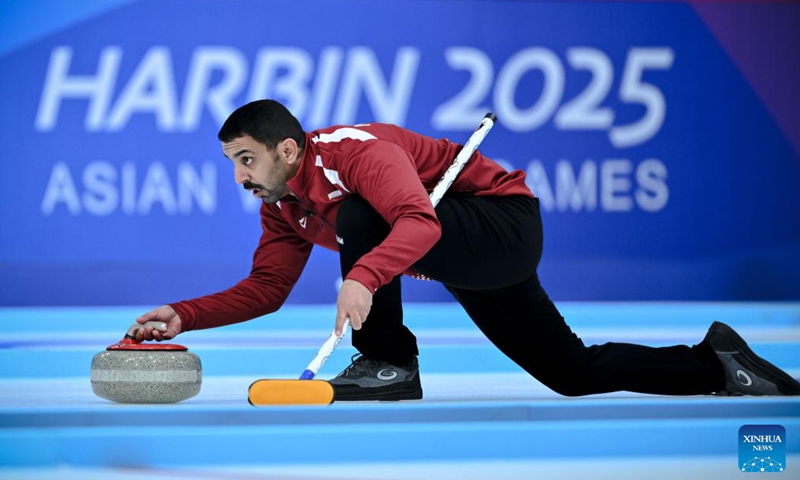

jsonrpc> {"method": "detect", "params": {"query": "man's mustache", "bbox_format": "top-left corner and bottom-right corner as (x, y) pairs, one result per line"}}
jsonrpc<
(243, 181), (266, 191)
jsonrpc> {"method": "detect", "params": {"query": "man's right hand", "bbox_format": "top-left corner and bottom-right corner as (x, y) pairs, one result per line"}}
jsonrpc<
(134, 305), (182, 342)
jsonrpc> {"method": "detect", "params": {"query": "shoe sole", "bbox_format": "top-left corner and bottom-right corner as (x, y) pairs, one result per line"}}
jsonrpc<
(334, 391), (423, 401)
(332, 385), (423, 402)
(710, 321), (800, 395)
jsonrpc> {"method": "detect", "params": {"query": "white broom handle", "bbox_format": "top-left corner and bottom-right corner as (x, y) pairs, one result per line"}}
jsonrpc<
(430, 112), (497, 207)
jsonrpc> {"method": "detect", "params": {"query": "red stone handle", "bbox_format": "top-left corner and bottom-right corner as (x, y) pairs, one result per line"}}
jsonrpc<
(106, 321), (187, 351)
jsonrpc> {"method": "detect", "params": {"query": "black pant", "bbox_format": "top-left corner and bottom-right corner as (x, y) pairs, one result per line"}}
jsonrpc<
(336, 195), (726, 396)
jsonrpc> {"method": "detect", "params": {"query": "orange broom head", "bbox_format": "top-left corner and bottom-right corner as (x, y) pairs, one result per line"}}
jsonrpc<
(248, 379), (335, 406)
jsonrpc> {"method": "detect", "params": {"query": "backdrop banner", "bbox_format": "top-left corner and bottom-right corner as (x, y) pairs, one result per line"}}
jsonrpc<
(1, 0), (798, 305)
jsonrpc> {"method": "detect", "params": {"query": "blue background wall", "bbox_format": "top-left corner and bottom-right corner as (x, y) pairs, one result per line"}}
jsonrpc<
(1, 0), (798, 305)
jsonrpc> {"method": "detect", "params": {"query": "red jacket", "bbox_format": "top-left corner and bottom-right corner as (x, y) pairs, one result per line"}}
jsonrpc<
(171, 123), (532, 331)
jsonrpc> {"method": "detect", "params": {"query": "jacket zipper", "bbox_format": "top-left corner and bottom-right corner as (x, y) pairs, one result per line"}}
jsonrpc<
(285, 186), (336, 231)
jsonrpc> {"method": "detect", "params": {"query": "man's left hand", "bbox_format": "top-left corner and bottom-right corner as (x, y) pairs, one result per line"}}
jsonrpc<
(335, 279), (372, 336)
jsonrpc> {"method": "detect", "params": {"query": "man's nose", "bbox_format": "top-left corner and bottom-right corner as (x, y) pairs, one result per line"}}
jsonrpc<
(234, 165), (249, 185)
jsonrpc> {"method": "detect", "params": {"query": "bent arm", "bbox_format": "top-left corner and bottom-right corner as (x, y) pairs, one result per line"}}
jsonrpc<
(339, 141), (442, 293)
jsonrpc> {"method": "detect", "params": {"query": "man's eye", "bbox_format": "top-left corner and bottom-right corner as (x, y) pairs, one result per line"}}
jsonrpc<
(242, 157), (252, 165)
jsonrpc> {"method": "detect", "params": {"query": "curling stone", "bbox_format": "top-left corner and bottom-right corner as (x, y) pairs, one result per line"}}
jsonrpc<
(91, 321), (202, 404)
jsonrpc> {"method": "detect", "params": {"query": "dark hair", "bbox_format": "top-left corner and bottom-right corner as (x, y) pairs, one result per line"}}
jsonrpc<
(218, 100), (306, 150)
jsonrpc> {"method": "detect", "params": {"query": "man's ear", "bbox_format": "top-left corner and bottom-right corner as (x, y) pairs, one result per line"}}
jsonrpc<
(281, 138), (300, 164)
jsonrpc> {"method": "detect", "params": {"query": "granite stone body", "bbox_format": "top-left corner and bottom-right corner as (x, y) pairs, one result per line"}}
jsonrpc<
(91, 350), (202, 403)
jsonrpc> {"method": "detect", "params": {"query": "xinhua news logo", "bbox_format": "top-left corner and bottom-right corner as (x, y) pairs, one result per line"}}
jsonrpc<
(739, 425), (786, 473)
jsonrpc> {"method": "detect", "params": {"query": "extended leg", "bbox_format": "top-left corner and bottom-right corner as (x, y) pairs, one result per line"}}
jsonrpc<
(447, 277), (726, 396)
(414, 194), (726, 396)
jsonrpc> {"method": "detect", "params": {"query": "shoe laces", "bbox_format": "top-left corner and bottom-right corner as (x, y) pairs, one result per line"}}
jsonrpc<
(341, 354), (377, 377)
